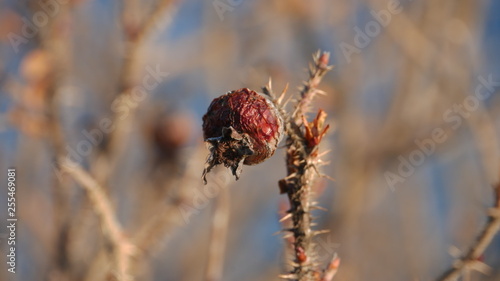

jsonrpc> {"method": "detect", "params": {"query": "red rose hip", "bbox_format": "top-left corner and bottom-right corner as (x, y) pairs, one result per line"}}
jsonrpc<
(202, 88), (284, 183)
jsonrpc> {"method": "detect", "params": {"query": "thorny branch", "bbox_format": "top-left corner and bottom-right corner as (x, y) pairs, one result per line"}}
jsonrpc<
(275, 51), (337, 281)
(293, 52), (332, 125)
(438, 182), (500, 281)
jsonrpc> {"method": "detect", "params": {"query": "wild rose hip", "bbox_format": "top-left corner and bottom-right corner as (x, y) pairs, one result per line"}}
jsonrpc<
(202, 88), (284, 183)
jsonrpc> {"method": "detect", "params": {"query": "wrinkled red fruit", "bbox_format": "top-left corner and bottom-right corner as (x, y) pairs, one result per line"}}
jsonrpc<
(202, 88), (284, 183)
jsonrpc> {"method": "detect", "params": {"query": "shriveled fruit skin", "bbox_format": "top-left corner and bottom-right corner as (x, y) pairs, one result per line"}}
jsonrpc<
(202, 88), (283, 182)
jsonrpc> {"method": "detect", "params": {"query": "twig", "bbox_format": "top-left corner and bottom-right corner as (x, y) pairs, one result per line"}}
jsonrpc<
(293, 51), (333, 124)
(27, 2), (75, 278)
(438, 182), (500, 281)
(277, 51), (335, 281)
(205, 188), (230, 281)
(119, 0), (174, 90)
(320, 255), (340, 281)
(59, 159), (136, 281)
(95, 0), (175, 185)
(132, 145), (206, 255)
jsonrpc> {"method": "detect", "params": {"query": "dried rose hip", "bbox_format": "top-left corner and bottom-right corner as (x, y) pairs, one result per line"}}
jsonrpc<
(202, 88), (284, 183)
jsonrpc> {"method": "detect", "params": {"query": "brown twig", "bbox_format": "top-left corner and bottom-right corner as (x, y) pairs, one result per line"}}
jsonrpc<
(94, 0), (175, 185)
(277, 51), (335, 281)
(128, 147), (231, 279)
(60, 159), (136, 281)
(119, 0), (175, 90)
(27, 2), (75, 278)
(438, 182), (500, 281)
(131, 145), (207, 255)
(205, 188), (230, 281)
(320, 255), (340, 281)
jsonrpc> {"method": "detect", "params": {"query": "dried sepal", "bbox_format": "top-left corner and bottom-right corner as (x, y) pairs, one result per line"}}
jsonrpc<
(202, 126), (254, 184)
(302, 110), (330, 148)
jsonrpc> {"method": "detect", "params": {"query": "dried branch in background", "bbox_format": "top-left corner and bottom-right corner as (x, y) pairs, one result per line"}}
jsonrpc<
(94, 0), (176, 184)
(59, 160), (136, 281)
(132, 145), (209, 256)
(204, 188), (230, 281)
(120, 0), (175, 87)
(277, 51), (335, 281)
(20, 3), (76, 279)
(320, 255), (340, 281)
(438, 181), (500, 281)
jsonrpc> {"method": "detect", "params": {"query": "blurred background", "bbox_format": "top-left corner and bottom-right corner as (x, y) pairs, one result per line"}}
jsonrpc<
(0, 0), (500, 280)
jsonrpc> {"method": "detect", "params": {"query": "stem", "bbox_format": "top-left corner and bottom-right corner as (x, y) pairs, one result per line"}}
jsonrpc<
(279, 51), (334, 281)
(60, 160), (135, 281)
(205, 188), (230, 281)
(438, 183), (500, 281)
(94, 0), (175, 185)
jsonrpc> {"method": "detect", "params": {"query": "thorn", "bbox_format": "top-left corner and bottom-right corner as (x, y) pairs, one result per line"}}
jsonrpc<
(316, 160), (331, 167)
(292, 105), (300, 117)
(311, 206), (328, 212)
(321, 174), (336, 182)
(317, 149), (332, 158)
(273, 228), (294, 236)
(277, 83), (289, 105)
(279, 213), (292, 222)
(311, 164), (321, 176)
(313, 229), (330, 236)
(279, 274), (298, 280)
(272, 230), (284, 236)
(316, 90), (327, 95)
